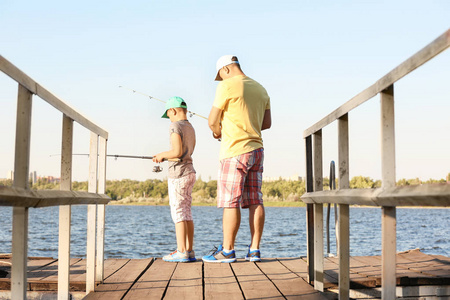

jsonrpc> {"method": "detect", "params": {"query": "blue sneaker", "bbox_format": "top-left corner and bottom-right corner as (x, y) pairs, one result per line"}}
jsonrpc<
(202, 245), (236, 263)
(163, 250), (189, 262)
(245, 245), (261, 262)
(188, 250), (197, 262)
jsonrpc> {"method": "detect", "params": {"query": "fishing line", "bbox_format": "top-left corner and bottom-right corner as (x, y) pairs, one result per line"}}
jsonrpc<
(118, 85), (208, 120)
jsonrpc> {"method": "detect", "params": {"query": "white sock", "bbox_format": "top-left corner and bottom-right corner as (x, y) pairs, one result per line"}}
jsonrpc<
(250, 248), (259, 251)
(223, 248), (232, 253)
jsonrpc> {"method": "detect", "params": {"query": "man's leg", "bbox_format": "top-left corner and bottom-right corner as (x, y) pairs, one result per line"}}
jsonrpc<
(223, 208), (241, 250)
(249, 204), (265, 249)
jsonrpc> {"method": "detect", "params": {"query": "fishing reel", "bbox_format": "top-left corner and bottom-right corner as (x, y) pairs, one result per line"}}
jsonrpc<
(152, 165), (163, 173)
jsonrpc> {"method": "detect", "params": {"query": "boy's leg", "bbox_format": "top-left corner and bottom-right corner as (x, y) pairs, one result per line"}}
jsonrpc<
(175, 221), (188, 252)
(223, 208), (241, 250)
(186, 220), (194, 252)
(249, 204), (265, 249)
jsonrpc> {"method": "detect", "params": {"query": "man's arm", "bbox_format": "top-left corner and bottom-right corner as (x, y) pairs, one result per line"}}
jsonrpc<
(261, 109), (271, 130)
(208, 106), (223, 139)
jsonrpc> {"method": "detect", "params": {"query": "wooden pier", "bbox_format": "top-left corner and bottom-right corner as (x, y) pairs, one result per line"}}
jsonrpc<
(1, 249), (449, 299)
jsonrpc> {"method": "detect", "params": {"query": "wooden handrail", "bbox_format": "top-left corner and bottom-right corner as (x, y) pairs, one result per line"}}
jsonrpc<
(0, 186), (110, 208)
(301, 184), (450, 207)
(0, 55), (108, 139)
(303, 29), (450, 138)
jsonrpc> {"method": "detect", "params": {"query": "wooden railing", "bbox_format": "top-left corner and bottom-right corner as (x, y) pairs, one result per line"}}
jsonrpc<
(301, 29), (450, 300)
(0, 55), (110, 300)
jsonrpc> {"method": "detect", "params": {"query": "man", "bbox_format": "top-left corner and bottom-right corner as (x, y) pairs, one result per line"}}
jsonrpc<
(202, 55), (271, 263)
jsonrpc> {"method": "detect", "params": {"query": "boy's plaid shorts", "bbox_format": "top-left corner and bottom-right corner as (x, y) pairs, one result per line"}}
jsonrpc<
(217, 148), (264, 208)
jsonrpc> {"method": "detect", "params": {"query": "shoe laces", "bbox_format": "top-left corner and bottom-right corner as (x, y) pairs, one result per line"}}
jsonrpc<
(169, 250), (178, 256)
(206, 246), (219, 256)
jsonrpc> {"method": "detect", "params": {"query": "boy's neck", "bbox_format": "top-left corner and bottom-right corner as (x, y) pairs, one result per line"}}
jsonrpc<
(171, 114), (188, 122)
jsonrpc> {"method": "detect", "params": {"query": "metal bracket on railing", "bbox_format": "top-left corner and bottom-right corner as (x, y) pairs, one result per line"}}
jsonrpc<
(326, 160), (337, 256)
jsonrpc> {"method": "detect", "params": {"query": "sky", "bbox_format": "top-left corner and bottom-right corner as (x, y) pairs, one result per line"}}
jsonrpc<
(1, 0), (449, 183)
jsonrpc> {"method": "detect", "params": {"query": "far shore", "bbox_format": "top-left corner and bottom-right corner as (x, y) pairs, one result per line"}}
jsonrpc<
(108, 200), (307, 207)
(107, 200), (448, 209)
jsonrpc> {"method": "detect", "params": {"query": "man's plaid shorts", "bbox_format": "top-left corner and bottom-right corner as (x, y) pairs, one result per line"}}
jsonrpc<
(217, 148), (264, 208)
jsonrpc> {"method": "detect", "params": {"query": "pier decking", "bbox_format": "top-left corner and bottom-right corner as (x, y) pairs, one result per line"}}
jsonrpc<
(1, 249), (449, 299)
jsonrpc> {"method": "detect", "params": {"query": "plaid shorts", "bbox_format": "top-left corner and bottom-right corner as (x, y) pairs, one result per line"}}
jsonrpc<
(168, 172), (196, 223)
(217, 148), (264, 208)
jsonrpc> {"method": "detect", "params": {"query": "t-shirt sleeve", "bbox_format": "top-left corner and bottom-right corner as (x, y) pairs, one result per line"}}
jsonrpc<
(265, 96), (271, 110)
(213, 82), (228, 110)
(169, 122), (182, 136)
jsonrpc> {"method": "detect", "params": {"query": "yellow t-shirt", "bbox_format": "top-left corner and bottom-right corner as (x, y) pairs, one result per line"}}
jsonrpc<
(213, 75), (270, 160)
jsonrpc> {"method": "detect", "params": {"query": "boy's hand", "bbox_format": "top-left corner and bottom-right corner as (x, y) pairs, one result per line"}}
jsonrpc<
(152, 154), (164, 163)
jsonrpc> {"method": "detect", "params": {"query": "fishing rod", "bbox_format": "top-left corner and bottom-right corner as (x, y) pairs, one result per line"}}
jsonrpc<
(118, 85), (208, 120)
(50, 153), (180, 162)
(50, 154), (180, 172)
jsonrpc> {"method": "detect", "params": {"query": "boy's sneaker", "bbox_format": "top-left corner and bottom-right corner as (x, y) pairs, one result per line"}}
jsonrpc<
(163, 250), (189, 262)
(188, 250), (197, 262)
(202, 245), (236, 263)
(245, 245), (261, 262)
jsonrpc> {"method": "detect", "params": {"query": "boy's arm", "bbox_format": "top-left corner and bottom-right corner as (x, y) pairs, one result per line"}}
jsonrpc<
(153, 133), (183, 162)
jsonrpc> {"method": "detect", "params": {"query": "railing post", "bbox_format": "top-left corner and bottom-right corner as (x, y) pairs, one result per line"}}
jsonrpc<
(96, 136), (107, 282)
(58, 115), (73, 300)
(338, 114), (350, 300)
(380, 84), (396, 300)
(305, 135), (315, 284)
(313, 130), (324, 291)
(86, 132), (99, 294)
(11, 84), (33, 300)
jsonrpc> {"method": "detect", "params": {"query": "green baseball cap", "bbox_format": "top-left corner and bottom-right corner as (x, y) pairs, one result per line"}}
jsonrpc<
(161, 96), (188, 118)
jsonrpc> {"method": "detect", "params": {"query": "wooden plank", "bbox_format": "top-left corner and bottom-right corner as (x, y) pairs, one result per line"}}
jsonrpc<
(305, 135), (315, 284)
(257, 259), (327, 300)
(164, 261), (202, 300)
(58, 114), (73, 300)
(0, 186), (111, 207)
(278, 257), (309, 278)
(303, 29), (450, 138)
(337, 113), (350, 298)
(0, 55), (108, 139)
(96, 137), (107, 282)
(84, 258), (152, 300)
(86, 132), (99, 294)
(123, 259), (175, 300)
(0, 259), (56, 290)
(231, 260), (283, 299)
(65, 258), (130, 291)
(300, 183), (450, 207)
(204, 261), (243, 300)
(28, 258), (81, 282)
(313, 130), (324, 292)
(11, 83), (33, 300)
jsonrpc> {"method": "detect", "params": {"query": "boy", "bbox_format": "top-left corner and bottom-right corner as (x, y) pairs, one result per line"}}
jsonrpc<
(153, 96), (197, 262)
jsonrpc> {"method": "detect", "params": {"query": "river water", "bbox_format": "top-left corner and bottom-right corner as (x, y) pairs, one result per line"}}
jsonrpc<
(0, 206), (448, 259)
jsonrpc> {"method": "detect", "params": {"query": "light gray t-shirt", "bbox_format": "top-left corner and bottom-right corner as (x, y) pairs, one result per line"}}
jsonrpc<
(168, 120), (196, 179)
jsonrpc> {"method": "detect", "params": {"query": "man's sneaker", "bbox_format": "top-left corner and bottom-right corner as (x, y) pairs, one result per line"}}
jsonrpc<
(188, 250), (197, 262)
(245, 245), (261, 262)
(163, 250), (189, 262)
(202, 245), (236, 263)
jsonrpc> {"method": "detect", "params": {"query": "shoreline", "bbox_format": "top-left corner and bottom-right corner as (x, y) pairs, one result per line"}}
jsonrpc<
(107, 201), (449, 209)
(108, 201), (307, 207)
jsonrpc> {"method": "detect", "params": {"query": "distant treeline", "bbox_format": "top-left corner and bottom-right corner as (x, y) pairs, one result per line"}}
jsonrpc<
(1, 174), (448, 203)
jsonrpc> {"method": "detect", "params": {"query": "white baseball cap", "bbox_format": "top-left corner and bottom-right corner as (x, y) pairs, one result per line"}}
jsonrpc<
(215, 55), (239, 81)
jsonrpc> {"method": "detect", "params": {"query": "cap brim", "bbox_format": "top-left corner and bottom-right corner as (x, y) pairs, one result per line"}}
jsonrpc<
(215, 70), (222, 81)
(161, 110), (169, 118)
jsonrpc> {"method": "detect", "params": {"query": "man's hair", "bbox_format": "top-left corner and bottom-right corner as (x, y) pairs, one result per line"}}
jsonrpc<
(231, 56), (243, 71)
